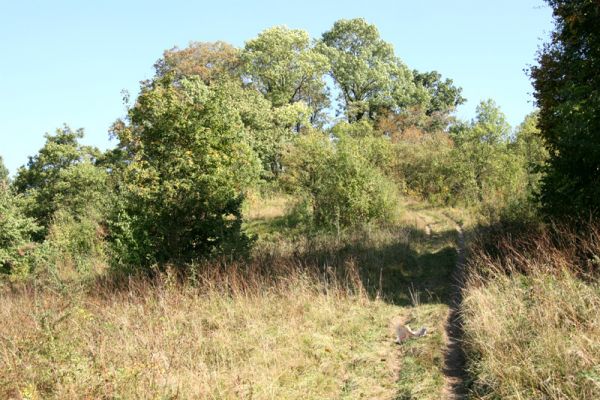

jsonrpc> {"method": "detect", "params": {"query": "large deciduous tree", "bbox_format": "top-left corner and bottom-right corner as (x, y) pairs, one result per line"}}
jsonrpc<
(154, 41), (242, 84)
(531, 0), (600, 217)
(243, 26), (330, 125)
(320, 18), (415, 122)
(410, 70), (466, 131)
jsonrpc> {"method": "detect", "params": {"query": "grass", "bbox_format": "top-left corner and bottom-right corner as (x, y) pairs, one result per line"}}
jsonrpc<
(244, 192), (466, 399)
(393, 304), (449, 400)
(0, 268), (402, 399)
(462, 222), (600, 399)
(0, 192), (465, 399)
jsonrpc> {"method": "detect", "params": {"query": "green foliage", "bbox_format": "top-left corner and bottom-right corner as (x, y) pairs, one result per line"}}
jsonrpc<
(449, 100), (524, 206)
(320, 18), (415, 122)
(0, 156), (8, 184)
(390, 101), (530, 211)
(243, 26), (330, 124)
(413, 70), (465, 116)
(13, 126), (108, 234)
(110, 75), (263, 268)
(531, 0), (600, 217)
(393, 132), (457, 204)
(42, 206), (107, 279)
(284, 133), (397, 230)
(0, 185), (40, 278)
(330, 120), (376, 139)
(411, 70), (466, 131)
(513, 111), (548, 194)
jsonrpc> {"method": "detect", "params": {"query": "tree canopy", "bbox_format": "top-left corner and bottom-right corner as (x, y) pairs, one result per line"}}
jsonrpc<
(531, 0), (600, 217)
(154, 41), (241, 84)
(13, 126), (107, 233)
(243, 26), (330, 122)
(320, 18), (415, 122)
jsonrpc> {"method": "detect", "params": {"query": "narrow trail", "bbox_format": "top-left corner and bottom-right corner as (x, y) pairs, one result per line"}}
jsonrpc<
(442, 225), (468, 399)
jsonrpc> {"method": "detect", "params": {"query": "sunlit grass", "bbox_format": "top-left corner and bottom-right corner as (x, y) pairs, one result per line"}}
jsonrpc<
(0, 193), (467, 399)
(462, 223), (600, 399)
(0, 270), (403, 399)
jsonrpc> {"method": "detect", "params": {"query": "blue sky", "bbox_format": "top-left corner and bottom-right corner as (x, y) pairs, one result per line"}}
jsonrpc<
(0, 0), (553, 175)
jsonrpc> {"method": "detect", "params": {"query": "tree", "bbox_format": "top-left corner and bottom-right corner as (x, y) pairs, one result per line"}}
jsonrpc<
(320, 18), (415, 122)
(513, 111), (548, 193)
(154, 41), (241, 84)
(110, 75), (263, 267)
(0, 156), (8, 185)
(243, 26), (330, 124)
(530, 0), (600, 217)
(449, 100), (522, 204)
(13, 126), (108, 233)
(411, 70), (466, 131)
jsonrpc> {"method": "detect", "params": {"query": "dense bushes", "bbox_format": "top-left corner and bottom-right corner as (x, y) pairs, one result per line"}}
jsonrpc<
(108, 76), (264, 268)
(284, 133), (398, 230)
(381, 100), (538, 213)
(0, 186), (40, 278)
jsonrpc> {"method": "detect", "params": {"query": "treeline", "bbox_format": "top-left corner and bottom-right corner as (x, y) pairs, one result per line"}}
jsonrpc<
(1, 18), (546, 278)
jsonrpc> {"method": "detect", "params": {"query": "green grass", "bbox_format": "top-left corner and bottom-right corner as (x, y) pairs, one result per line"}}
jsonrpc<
(243, 192), (466, 398)
(394, 304), (449, 400)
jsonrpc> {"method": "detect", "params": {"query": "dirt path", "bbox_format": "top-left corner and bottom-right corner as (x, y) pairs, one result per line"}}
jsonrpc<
(442, 225), (468, 399)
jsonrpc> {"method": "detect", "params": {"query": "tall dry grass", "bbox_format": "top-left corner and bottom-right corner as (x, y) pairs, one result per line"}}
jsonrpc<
(462, 221), (600, 399)
(0, 260), (401, 400)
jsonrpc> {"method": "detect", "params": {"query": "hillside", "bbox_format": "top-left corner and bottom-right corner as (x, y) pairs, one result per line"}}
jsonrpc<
(1, 195), (467, 399)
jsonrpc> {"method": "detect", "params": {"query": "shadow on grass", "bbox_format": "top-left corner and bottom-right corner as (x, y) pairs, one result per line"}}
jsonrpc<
(93, 213), (461, 309)
(245, 211), (460, 307)
(295, 227), (458, 306)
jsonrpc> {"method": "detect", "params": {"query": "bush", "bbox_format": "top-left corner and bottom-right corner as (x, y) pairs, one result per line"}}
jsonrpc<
(0, 186), (41, 279)
(109, 76), (263, 269)
(42, 207), (108, 280)
(392, 130), (456, 204)
(13, 126), (108, 235)
(284, 132), (398, 230)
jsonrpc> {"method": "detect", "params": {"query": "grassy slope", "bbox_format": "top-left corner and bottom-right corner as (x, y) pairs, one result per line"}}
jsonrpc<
(463, 270), (600, 399)
(461, 224), (600, 399)
(0, 194), (465, 399)
(0, 278), (401, 399)
(244, 194), (466, 399)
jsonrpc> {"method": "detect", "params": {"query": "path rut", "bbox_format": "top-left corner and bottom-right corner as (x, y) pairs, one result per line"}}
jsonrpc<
(442, 225), (468, 399)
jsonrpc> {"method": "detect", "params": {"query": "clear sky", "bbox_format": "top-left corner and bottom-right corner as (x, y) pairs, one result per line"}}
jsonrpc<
(0, 0), (554, 175)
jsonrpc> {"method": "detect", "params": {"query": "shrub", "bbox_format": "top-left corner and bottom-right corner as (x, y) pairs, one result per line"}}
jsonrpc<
(109, 76), (263, 269)
(13, 126), (108, 235)
(43, 207), (108, 280)
(284, 132), (398, 230)
(0, 186), (41, 279)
